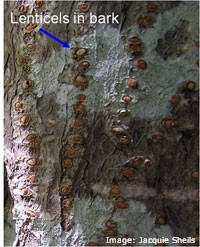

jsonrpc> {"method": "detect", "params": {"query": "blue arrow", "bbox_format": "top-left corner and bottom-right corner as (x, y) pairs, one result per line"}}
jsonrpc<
(39, 28), (70, 48)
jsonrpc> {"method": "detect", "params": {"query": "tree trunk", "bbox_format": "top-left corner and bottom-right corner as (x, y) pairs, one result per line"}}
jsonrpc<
(4, 1), (199, 246)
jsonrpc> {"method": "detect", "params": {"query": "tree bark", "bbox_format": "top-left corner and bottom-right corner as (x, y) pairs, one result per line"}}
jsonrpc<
(4, 1), (199, 246)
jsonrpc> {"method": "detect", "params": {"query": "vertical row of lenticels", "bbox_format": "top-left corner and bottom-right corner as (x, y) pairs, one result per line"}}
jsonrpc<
(99, 29), (150, 246)
(60, 48), (90, 230)
(12, 0), (44, 238)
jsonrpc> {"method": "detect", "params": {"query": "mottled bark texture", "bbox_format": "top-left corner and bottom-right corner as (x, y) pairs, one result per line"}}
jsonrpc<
(4, 1), (199, 246)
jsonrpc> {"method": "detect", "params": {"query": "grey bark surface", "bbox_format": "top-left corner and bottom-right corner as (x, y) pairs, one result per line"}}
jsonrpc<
(4, 1), (199, 247)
